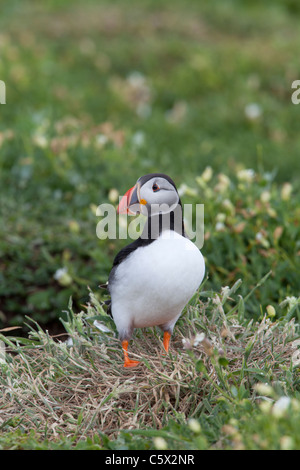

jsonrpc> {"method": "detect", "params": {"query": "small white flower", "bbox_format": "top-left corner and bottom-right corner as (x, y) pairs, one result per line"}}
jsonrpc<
(281, 183), (292, 201)
(222, 198), (235, 214)
(108, 188), (119, 203)
(260, 190), (271, 203)
(54, 267), (67, 280)
(182, 338), (192, 349)
(95, 134), (108, 147)
(254, 383), (274, 397)
(267, 207), (277, 218)
(244, 103), (262, 120)
(127, 70), (146, 87)
(194, 333), (205, 346)
(188, 419), (201, 434)
(255, 231), (270, 248)
(215, 221), (225, 232)
(221, 286), (230, 301)
(66, 337), (73, 347)
(153, 437), (168, 450)
(263, 171), (274, 182)
(286, 296), (298, 305)
(90, 203), (98, 215)
(201, 166), (213, 182)
(216, 213), (226, 223)
(131, 130), (145, 147)
(218, 174), (230, 185)
(280, 296), (299, 309)
(221, 285), (230, 294)
(272, 396), (291, 418)
(33, 133), (48, 148)
(291, 398), (300, 411)
(237, 168), (255, 182)
(53, 267), (72, 286)
(177, 184), (197, 197)
(259, 400), (272, 414)
(216, 173), (231, 192)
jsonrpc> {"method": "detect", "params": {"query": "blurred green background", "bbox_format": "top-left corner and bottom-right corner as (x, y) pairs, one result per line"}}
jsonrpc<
(0, 0), (299, 331)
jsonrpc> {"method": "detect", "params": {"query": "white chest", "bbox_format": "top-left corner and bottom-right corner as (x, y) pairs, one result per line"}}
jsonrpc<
(111, 231), (205, 329)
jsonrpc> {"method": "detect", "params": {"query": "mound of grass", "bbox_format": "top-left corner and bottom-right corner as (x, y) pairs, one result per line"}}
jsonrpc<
(0, 280), (299, 450)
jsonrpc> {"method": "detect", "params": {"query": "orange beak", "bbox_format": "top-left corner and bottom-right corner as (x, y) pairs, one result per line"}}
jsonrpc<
(117, 185), (137, 215)
(117, 183), (146, 215)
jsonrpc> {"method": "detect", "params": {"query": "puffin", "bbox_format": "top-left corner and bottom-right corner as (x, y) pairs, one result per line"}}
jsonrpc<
(102, 173), (205, 367)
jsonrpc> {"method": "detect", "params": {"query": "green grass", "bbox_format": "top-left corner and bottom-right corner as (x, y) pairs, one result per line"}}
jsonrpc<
(0, 282), (299, 450)
(0, 0), (300, 450)
(1, 0), (300, 329)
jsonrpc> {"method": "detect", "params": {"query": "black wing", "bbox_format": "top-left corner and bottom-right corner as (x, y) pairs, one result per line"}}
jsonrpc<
(100, 238), (153, 318)
(112, 237), (153, 268)
(108, 237), (153, 285)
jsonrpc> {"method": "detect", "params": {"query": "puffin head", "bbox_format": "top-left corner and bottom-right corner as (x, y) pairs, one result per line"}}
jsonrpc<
(117, 173), (180, 216)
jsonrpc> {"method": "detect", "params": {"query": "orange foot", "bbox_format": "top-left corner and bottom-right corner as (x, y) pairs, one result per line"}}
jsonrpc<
(163, 331), (171, 354)
(122, 340), (140, 368)
(124, 358), (140, 368)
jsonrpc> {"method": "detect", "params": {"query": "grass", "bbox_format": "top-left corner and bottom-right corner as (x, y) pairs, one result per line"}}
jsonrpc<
(0, 280), (299, 450)
(0, 0), (300, 450)
(1, 0), (300, 329)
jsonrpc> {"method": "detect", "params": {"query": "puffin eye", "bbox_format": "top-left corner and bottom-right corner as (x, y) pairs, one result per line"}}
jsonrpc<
(152, 183), (160, 192)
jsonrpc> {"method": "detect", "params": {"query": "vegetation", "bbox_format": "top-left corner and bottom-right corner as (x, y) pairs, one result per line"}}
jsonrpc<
(0, 0), (299, 450)
(0, 284), (300, 450)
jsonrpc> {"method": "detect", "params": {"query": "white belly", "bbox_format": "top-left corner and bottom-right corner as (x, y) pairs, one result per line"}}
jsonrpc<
(110, 231), (205, 333)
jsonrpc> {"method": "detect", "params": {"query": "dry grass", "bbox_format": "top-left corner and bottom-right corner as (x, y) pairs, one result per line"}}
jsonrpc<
(0, 287), (297, 445)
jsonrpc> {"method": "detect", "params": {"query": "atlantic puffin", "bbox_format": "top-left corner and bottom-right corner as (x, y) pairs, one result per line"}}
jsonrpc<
(102, 173), (205, 367)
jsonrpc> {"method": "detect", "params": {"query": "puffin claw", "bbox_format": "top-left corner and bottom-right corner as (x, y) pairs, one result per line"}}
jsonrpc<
(122, 340), (141, 368)
(124, 359), (140, 368)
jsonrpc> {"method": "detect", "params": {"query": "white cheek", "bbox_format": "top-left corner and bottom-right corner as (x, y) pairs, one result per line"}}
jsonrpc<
(141, 186), (153, 200)
(140, 188), (179, 215)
